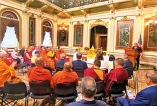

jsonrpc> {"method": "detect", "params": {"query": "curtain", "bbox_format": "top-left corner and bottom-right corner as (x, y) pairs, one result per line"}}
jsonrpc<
(42, 26), (52, 42)
(0, 17), (19, 43)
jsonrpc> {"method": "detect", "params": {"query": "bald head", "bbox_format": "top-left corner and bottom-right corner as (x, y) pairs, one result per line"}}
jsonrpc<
(145, 70), (157, 84)
(3, 47), (8, 52)
(63, 62), (72, 71)
(35, 57), (45, 66)
(60, 53), (65, 59)
(0, 52), (7, 61)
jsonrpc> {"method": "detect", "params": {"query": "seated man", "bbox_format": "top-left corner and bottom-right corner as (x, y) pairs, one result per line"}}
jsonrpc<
(117, 70), (157, 106)
(72, 53), (88, 70)
(67, 76), (107, 106)
(123, 54), (133, 69)
(27, 57), (52, 83)
(19, 46), (25, 58)
(55, 53), (66, 70)
(51, 62), (78, 89)
(11, 47), (21, 64)
(31, 51), (40, 66)
(105, 58), (128, 96)
(84, 60), (106, 81)
(0, 52), (21, 87)
(55, 46), (66, 60)
(122, 54), (133, 77)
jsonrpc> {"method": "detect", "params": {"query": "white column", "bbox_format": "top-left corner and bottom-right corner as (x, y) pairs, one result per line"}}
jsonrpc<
(35, 16), (42, 46)
(84, 20), (89, 47)
(21, 12), (29, 46)
(107, 18), (115, 52)
(53, 21), (57, 48)
(68, 22), (73, 48)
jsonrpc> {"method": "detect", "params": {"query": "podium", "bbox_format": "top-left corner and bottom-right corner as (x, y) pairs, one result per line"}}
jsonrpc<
(125, 49), (139, 67)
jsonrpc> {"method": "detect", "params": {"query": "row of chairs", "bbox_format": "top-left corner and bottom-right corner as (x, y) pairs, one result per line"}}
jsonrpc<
(0, 80), (127, 106)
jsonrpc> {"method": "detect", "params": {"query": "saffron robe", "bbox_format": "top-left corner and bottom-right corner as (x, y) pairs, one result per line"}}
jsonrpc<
(0, 60), (21, 87)
(55, 49), (66, 60)
(105, 68), (128, 96)
(51, 70), (78, 89)
(27, 65), (52, 83)
(84, 68), (106, 81)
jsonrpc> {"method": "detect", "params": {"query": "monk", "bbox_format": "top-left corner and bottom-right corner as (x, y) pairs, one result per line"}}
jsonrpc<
(24, 48), (32, 66)
(27, 57), (52, 83)
(55, 46), (66, 60)
(40, 46), (48, 61)
(0, 52), (21, 87)
(46, 48), (55, 69)
(51, 62), (78, 89)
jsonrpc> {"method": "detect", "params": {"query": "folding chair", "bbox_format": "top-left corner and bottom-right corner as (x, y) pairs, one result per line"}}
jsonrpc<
(29, 80), (55, 106)
(2, 81), (28, 106)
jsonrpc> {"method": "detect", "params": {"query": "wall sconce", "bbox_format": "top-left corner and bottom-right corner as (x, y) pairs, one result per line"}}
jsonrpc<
(59, 23), (68, 30)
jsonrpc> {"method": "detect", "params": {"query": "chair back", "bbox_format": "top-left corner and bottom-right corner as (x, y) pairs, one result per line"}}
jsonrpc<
(125, 67), (133, 77)
(73, 69), (84, 78)
(96, 80), (104, 94)
(4, 81), (27, 95)
(29, 80), (51, 95)
(55, 82), (76, 97)
(109, 81), (126, 94)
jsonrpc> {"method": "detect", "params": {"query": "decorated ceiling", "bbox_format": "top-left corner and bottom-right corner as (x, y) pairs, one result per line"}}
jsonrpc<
(10, 0), (157, 19)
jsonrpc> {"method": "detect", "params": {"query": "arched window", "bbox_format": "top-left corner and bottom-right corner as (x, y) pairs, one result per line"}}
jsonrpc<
(0, 11), (19, 48)
(42, 20), (53, 47)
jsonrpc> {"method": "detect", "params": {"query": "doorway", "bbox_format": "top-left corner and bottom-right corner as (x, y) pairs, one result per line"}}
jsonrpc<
(90, 25), (108, 51)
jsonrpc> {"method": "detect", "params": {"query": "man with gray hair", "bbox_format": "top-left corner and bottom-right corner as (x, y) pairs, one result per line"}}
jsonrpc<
(67, 76), (107, 106)
(117, 69), (157, 106)
(122, 54), (133, 69)
(55, 53), (66, 70)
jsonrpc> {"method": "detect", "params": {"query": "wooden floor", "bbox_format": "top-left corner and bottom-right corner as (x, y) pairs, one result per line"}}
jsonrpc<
(1, 64), (153, 106)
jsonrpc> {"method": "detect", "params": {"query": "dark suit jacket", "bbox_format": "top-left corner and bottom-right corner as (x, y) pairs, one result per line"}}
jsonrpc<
(72, 60), (88, 70)
(132, 46), (142, 58)
(123, 59), (133, 69)
(117, 86), (157, 106)
(55, 59), (66, 69)
(66, 99), (107, 106)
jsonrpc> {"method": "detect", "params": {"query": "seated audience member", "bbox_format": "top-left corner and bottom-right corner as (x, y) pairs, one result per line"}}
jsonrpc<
(24, 48), (32, 66)
(19, 46), (25, 57)
(27, 57), (51, 83)
(84, 60), (105, 81)
(40, 46), (48, 61)
(96, 53), (107, 71)
(72, 53), (88, 70)
(105, 58), (128, 96)
(117, 70), (157, 106)
(2, 47), (13, 66)
(107, 54), (115, 72)
(31, 51), (40, 66)
(123, 54), (133, 69)
(51, 62), (78, 89)
(0, 52), (21, 87)
(103, 52), (109, 62)
(55, 53), (66, 70)
(67, 76), (107, 106)
(55, 46), (66, 60)
(32, 46), (40, 56)
(11, 47), (21, 64)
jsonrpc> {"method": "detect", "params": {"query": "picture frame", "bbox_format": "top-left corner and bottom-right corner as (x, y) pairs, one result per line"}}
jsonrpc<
(29, 17), (35, 45)
(144, 18), (157, 51)
(73, 23), (83, 47)
(57, 24), (69, 46)
(116, 17), (133, 49)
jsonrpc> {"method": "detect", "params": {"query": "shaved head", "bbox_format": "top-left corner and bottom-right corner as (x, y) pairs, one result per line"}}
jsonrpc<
(63, 62), (72, 71)
(35, 57), (45, 66)
(0, 52), (7, 61)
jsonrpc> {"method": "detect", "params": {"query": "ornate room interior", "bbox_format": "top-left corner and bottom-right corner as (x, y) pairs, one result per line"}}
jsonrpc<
(0, 0), (157, 106)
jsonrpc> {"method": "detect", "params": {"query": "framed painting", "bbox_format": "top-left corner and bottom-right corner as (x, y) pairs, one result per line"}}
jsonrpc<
(116, 18), (133, 49)
(73, 24), (83, 47)
(144, 18), (157, 51)
(29, 17), (35, 45)
(57, 24), (69, 46)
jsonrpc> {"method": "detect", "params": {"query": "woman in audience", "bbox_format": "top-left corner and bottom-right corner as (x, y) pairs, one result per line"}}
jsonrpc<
(107, 54), (115, 72)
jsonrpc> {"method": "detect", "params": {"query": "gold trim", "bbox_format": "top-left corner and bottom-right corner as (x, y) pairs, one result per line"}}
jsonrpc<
(121, 16), (130, 21)
(90, 19), (108, 29)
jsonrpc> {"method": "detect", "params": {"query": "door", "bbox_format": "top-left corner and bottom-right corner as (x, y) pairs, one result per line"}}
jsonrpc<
(99, 36), (107, 51)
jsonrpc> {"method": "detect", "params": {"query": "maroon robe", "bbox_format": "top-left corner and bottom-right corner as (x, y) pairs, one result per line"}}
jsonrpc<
(105, 67), (128, 96)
